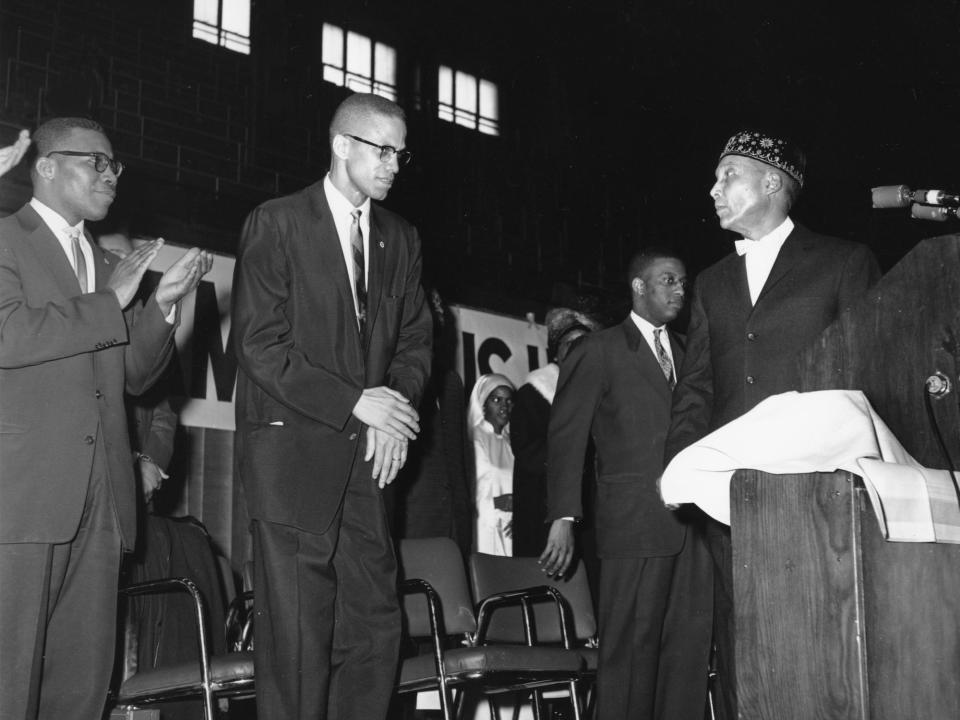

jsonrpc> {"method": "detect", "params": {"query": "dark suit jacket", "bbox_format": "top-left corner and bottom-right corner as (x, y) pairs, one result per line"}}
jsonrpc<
(547, 318), (685, 559)
(510, 381), (553, 555)
(665, 224), (880, 461)
(0, 204), (176, 547)
(232, 181), (432, 534)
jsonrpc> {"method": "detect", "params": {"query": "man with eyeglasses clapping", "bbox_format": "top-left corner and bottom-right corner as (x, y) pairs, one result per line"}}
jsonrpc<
(232, 93), (432, 720)
(0, 116), (212, 720)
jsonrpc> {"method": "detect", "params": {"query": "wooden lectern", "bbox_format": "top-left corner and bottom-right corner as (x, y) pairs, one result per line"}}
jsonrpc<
(730, 235), (960, 719)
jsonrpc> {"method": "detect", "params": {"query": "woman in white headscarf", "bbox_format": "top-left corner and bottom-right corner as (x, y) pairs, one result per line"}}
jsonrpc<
(468, 373), (516, 556)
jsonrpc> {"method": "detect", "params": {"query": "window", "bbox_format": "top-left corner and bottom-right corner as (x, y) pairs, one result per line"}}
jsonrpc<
(438, 66), (499, 136)
(193, 0), (250, 54)
(322, 24), (397, 101)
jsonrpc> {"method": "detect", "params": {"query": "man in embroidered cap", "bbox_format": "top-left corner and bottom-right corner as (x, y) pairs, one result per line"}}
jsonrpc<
(663, 130), (880, 719)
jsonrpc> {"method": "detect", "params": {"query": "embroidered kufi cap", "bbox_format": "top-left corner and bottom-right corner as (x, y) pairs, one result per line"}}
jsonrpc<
(720, 130), (806, 187)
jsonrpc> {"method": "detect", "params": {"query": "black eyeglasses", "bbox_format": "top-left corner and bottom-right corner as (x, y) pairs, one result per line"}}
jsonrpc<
(344, 134), (412, 167)
(46, 150), (124, 177)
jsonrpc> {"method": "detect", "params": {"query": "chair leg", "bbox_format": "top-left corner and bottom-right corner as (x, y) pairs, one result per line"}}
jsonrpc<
(530, 689), (544, 720)
(567, 680), (583, 720)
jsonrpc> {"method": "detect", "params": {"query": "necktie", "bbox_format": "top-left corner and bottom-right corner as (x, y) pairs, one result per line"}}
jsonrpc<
(734, 238), (758, 256)
(350, 209), (367, 340)
(653, 328), (675, 390)
(68, 228), (88, 293)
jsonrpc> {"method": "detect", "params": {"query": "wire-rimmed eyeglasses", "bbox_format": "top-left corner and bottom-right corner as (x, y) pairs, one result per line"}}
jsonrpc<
(46, 150), (124, 177)
(344, 134), (412, 167)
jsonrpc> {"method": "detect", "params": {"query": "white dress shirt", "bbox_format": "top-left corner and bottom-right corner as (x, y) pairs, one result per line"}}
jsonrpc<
(735, 216), (794, 305)
(323, 174), (371, 318)
(30, 197), (94, 287)
(630, 311), (676, 385)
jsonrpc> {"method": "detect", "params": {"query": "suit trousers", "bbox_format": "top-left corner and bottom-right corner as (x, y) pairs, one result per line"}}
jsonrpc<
(595, 527), (713, 720)
(252, 454), (401, 720)
(0, 444), (122, 720)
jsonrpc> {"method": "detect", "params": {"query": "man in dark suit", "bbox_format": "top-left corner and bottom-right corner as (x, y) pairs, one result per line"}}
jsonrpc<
(0, 116), (212, 720)
(541, 250), (713, 720)
(232, 93), (432, 720)
(664, 129), (881, 720)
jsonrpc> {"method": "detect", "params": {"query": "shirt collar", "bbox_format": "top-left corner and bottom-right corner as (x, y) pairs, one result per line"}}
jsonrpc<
(323, 174), (371, 219)
(30, 197), (84, 238)
(630, 310), (665, 338)
(735, 216), (794, 256)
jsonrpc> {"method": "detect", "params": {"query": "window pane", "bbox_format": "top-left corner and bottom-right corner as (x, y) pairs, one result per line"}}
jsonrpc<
(347, 31), (372, 78)
(438, 66), (453, 106)
(347, 76), (372, 93)
(221, 0), (249, 36)
(193, 0), (218, 26)
(193, 20), (219, 44)
(323, 66), (344, 85)
(322, 23), (344, 69)
(455, 71), (477, 114)
(224, 34), (250, 54)
(479, 80), (498, 122)
(374, 43), (396, 86)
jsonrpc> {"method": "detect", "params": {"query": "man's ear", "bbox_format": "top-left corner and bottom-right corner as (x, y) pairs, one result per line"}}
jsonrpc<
(764, 170), (783, 195)
(631, 277), (645, 296)
(331, 134), (350, 160)
(34, 156), (56, 181)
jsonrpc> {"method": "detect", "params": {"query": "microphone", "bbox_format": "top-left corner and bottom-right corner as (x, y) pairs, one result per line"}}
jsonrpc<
(911, 204), (960, 222)
(872, 185), (960, 208)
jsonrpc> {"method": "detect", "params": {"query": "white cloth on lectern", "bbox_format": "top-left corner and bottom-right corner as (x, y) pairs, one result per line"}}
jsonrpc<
(659, 389), (935, 526)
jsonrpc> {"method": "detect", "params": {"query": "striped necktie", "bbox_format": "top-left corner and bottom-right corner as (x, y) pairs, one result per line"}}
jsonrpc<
(653, 328), (675, 390)
(68, 227), (88, 293)
(350, 209), (367, 341)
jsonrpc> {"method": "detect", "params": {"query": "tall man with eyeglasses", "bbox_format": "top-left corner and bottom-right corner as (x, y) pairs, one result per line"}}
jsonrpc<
(0, 116), (213, 720)
(664, 130), (880, 720)
(233, 93), (431, 720)
(540, 249), (713, 720)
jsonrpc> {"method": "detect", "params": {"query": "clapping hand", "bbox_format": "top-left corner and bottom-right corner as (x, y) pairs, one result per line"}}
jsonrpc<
(0, 129), (30, 177)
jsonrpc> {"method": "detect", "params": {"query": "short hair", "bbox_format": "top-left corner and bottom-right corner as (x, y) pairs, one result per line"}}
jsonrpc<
(32, 117), (106, 156)
(627, 247), (683, 285)
(328, 93), (406, 145)
(778, 170), (802, 209)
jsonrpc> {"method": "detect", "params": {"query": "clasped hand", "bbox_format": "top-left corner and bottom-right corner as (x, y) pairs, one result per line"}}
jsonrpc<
(353, 387), (420, 487)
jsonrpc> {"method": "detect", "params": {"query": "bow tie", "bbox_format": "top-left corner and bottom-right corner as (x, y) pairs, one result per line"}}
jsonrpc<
(734, 239), (760, 256)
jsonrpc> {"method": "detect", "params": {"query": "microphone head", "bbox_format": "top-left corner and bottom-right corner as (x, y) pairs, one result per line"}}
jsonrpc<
(871, 185), (910, 208)
(910, 204), (949, 222)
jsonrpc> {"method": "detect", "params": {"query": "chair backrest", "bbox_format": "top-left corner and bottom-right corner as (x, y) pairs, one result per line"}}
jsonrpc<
(469, 553), (596, 645)
(398, 537), (477, 637)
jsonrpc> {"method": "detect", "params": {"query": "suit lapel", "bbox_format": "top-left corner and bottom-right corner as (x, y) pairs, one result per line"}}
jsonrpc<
(309, 185), (364, 348)
(366, 205), (386, 341)
(17, 205), (83, 296)
(621, 318), (671, 404)
(755, 226), (807, 304)
(86, 230), (113, 291)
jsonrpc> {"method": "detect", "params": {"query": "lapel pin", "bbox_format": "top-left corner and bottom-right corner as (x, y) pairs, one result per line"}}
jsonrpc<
(379, 241), (384, 248)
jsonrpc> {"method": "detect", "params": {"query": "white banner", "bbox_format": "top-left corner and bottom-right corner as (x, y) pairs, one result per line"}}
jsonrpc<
(150, 245), (547, 430)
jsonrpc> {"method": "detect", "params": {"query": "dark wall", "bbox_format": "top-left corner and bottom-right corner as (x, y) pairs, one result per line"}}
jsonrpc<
(1, 0), (958, 322)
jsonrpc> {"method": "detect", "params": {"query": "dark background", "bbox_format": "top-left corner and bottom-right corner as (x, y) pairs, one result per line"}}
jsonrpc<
(1, 0), (957, 324)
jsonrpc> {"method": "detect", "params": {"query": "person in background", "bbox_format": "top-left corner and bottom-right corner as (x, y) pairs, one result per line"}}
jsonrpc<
(232, 92), (432, 720)
(0, 116), (212, 720)
(468, 373), (516, 556)
(665, 129), (881, 719)
(542, 249), (713, 720)
(395, 288), (473, 557)
(98, 230), (177, 505)
(511, 307), (597, 557)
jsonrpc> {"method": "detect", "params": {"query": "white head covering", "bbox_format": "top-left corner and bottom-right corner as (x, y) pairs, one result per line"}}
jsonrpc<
(467, 373), (515, 438)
